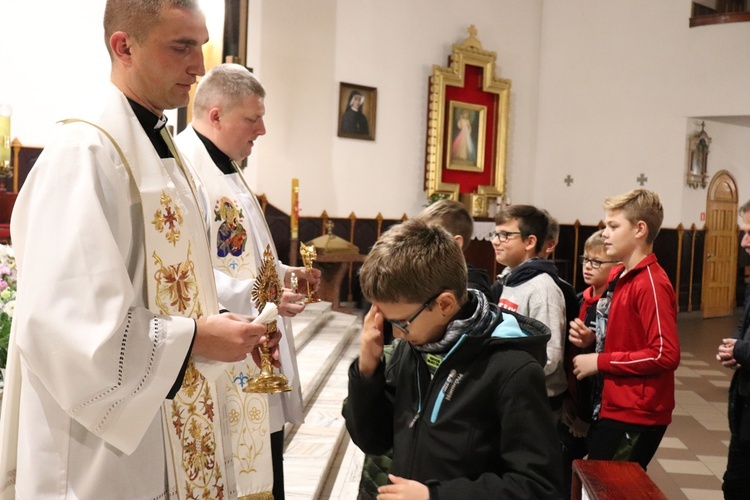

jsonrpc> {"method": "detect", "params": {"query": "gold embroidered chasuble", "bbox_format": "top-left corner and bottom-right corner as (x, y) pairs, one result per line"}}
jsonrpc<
(172, 130), (275, 497)
(175, 126), (305, 442)
(156, 129), (274, 500)
(0, 88), (272, 499)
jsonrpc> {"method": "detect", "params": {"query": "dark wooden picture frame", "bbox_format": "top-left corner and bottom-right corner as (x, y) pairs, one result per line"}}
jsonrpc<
(337, 82), (377, 141)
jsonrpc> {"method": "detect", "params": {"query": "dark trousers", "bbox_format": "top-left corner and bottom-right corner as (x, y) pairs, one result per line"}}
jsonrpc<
(271, 429), (285, 500)
(586, 419), (666, 470)
(723, 434), (750, 499)
(559, 423), (588, 500)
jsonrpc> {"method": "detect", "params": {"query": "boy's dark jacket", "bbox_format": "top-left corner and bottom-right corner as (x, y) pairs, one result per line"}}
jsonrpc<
(343, 294), (563, 499)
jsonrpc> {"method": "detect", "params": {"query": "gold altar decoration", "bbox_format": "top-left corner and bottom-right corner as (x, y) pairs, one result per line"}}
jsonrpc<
(0, 104), (12, 187)
(424, 25), (511, 216)
(305, 220), (360, 256)
(244, 244), (292, 393)
(299, 242), (321, 303)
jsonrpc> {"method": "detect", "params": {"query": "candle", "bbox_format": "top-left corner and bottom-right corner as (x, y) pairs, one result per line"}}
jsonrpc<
(0, 114), (9, 164)
(291, 178), (299, 239)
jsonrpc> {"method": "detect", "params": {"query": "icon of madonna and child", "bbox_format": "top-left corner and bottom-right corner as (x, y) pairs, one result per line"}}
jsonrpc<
(215, 197), (248, 258)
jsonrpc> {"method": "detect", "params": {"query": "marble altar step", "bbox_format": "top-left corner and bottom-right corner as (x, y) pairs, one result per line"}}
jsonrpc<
(283, 302), (363, 499)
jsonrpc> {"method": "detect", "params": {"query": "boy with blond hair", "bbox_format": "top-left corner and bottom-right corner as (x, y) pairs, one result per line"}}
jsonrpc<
(418, 199), (493, 299)
(344, 219), (562, 499)
(571, 189), (680, 470)
(561, 230), (618, 497)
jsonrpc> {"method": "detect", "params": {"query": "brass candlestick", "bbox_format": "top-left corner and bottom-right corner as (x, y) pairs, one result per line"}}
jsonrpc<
(244, 244), (292, 393)
(299, 242), (320, 303)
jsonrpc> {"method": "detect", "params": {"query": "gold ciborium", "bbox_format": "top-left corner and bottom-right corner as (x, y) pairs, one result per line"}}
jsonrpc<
(299, 242), (320, 303)
(244, 244), (292, 393)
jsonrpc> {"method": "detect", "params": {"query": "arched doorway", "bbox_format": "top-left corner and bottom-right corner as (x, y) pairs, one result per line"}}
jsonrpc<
(701, 170), (739, 318)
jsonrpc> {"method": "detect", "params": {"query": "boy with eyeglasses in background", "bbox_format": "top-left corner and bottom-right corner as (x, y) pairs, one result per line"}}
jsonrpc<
(343, 219), (562, 499)
(490, 205), (569, 421)
(561, 229), (618, 498)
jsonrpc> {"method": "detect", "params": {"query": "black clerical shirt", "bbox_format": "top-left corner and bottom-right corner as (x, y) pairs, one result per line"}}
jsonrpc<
(194, 129), (236, 175)
(127, 98), (172, 159)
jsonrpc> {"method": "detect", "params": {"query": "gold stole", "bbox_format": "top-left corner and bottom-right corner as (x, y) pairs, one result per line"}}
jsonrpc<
(187, 149), (274, 498)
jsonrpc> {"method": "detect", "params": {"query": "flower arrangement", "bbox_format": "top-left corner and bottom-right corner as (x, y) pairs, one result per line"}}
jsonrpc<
(0, 244), (16, 370)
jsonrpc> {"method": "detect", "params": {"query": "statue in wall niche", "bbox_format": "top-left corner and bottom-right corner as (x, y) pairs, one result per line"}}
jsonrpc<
(687, 121), (711, 189)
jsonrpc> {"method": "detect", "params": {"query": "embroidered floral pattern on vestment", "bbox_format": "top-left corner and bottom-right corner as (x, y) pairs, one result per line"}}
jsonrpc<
(152, 191), (184, 246)
(152, 243), (203, 317)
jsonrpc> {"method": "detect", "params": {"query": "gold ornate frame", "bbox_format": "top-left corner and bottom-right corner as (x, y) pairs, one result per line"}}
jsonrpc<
(425, 26), (511, 212)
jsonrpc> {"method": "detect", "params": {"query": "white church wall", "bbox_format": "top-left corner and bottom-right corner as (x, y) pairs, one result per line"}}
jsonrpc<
(3, 0), (750, 226)
(250, 0), (543, 219)
(0, 1), (110, 147)
(534, 0), (750, 227)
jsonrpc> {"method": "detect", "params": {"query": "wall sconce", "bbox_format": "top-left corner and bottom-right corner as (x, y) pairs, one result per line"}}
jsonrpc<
(686, 121), (710, 189)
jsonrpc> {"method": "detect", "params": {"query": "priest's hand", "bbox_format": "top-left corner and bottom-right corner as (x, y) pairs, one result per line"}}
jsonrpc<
(194, 313), (269, 362)
(286, 266), (322, 294)
(278, 289), (306, 317)
(250, 326), (283, 368)
(359, 305), (384, 378)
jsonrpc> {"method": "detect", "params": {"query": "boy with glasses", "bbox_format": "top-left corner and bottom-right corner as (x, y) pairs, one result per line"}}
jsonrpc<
(344, 219), (562, 499)
(490, 205), (569, 418)
(561, 230), (618, 497)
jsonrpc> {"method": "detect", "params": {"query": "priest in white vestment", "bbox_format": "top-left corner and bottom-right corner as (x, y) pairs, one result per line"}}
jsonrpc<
(0, 2), (277, 499)
(176, 64), (320, 500)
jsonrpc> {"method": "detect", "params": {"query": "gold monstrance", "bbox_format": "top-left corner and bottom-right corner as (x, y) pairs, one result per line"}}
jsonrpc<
(244, 244), (292, 393)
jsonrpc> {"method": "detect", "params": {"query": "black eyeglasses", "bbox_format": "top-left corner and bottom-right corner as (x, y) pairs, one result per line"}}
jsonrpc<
(579, 255), (618, 269)
(489, 230), (522, 242)
(385, 294), (439, 335)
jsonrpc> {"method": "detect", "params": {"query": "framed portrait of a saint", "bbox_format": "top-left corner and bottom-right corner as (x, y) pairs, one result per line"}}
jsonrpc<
(447, 101), (486, 172)
(337, 82), (377, 141)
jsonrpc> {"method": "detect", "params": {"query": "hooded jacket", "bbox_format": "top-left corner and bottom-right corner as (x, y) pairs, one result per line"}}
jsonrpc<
(344, 295), (562, 499)
(492, 258), (569, 398)
(597, 254), (680, 426)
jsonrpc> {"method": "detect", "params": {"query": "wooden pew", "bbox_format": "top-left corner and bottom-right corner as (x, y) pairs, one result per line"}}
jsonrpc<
(571, 460), (667, 500)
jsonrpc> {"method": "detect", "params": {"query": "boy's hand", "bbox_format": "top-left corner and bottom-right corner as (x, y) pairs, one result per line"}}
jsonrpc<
(569, 318), (595, 349)
(567, 417), (590, 438)
(572, 353), (599, 380)
(717, 338), (741, 370)
(359, 305), (385, 377)
(377, 474), (429, 500)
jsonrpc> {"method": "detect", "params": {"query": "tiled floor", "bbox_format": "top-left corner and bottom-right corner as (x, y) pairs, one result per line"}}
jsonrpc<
(325, 311), (742, 499)
(645, 312), (739, 499)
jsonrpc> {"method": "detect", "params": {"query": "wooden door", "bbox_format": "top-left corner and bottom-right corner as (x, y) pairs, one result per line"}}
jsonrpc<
(702, 170), (738, 318)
